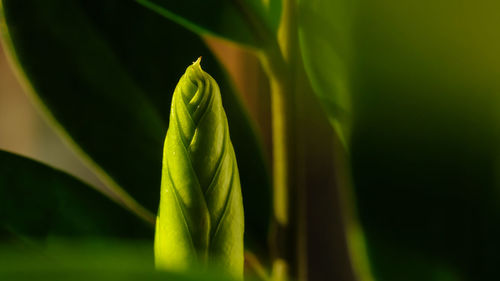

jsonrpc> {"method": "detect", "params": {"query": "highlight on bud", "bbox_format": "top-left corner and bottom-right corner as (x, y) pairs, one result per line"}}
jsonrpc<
(155, 58), (244, 278)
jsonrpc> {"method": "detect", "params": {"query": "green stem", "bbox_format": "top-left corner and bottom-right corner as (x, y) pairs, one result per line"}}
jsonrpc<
(267, 66), (297, 281)
(258, 0), (308, 279)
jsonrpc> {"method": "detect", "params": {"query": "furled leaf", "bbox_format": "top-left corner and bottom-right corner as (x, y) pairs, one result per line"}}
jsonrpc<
(137, 0), (281, 47)
(0, 150), (151, 240)
(297, 0), (355, 146)
(155, 59), (244, 278)
(0, 0), (270, 249)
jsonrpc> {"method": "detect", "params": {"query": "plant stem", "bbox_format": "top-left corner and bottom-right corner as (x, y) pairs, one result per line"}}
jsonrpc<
(258, 0), (308, 279)
(267, 70), (299, 281)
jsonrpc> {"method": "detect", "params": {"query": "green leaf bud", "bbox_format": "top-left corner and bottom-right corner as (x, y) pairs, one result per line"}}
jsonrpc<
(155, 58), (244, 278)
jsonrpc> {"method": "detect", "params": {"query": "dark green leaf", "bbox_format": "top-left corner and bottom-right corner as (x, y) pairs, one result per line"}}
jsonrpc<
(297, 0), (354, 146)
(0, 150), (151, 240)
(137, 0), (281, 47)
(0, 0), (270, 251)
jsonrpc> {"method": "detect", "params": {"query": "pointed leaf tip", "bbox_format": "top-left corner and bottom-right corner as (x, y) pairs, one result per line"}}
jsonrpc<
(194, 56), (202, 65)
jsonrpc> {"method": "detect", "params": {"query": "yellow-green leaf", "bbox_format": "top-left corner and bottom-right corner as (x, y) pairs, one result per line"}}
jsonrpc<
(155, 59), (244, 278)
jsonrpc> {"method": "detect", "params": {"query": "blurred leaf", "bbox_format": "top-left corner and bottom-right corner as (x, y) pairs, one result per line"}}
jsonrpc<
(350, 1), (500, 281)
(137, 0), (281, 47)
(300, 0), (500, 280)
(0, 271), (233, 281)
(0, 239), (239, 281)
(0, 150), (151, 240)
(297, 0), (355, 146)
(0, 0), (271, 251)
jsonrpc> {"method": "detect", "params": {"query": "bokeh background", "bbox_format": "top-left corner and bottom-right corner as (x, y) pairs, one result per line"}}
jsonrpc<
(2, 1), (500, 281)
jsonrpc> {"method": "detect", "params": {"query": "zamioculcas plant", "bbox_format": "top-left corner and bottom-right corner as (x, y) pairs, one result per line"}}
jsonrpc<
(155, 58), (244, 278)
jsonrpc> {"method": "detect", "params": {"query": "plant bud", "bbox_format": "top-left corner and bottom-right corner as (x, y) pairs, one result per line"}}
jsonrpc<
(155, 58), (244, 278)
